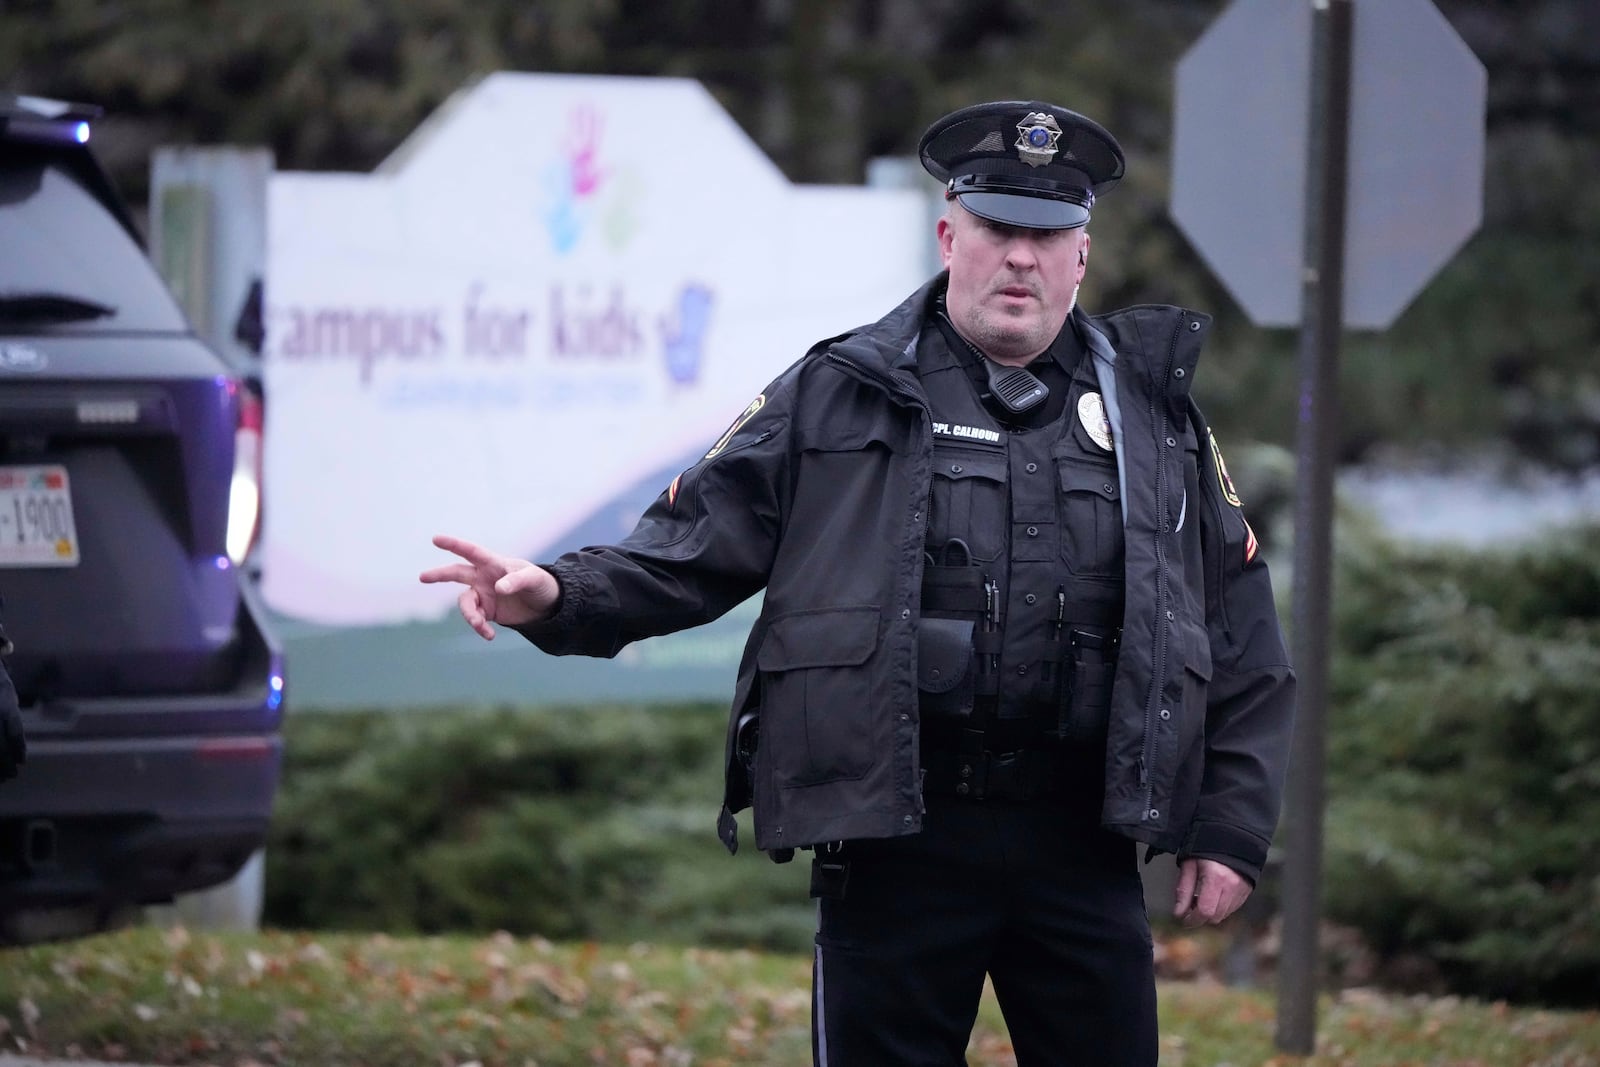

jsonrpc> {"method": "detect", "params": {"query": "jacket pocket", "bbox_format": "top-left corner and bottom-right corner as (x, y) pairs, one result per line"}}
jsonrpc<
(756, 605), (881, 786)
(1175, 650), (1212, 762)
(1165, 653), (1214, 835)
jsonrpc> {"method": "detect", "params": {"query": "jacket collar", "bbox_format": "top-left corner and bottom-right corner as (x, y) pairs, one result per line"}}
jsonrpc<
(1086, 303), (1210, 407)
(821, 276), (1210, 408)
(818, 273), (948, 377)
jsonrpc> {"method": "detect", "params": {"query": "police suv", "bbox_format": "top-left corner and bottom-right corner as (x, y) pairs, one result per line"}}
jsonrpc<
(0, 94), (284, 941)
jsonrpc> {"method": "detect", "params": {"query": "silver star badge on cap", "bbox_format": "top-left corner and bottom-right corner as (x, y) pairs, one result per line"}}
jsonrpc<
(1014, 112), (1062, 167)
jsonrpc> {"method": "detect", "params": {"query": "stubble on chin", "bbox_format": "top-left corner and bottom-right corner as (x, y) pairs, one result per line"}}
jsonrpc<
(969, 307), (1049, 364)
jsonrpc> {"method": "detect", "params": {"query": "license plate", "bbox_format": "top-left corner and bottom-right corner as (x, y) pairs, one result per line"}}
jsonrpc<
(0, 465), (80, 567)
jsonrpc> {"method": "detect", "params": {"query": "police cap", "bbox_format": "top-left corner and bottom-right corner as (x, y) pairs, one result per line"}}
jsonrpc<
(918, 100), (1125, 230)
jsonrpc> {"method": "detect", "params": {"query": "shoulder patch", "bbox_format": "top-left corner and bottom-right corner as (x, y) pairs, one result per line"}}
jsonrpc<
(1209, 431), (1244, 508)
(705, 394), (766, 459)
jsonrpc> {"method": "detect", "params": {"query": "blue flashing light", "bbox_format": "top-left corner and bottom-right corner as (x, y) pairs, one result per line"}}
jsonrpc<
(268, 675), (285, 710)
(3, 96), (102, 147)
(213, 555), (232, 571)
(3, 117), (91, 147)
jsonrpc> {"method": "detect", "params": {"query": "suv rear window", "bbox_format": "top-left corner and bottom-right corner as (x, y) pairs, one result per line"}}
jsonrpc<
(0, 145), (189, 334)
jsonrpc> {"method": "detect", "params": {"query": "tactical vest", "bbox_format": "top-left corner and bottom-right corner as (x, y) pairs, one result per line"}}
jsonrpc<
(915, 318), (1126, 755)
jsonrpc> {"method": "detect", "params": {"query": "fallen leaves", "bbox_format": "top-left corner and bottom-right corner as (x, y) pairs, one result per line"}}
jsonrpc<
(0, 925), (1594, 1066)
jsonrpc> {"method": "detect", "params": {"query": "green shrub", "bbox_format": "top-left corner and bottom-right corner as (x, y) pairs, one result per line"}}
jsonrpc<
(1324, 523), (1600, 1005)
(263, 704), (811, 950)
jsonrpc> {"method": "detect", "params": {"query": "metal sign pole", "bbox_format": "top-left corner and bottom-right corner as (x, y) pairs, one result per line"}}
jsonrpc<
(1276, 0), (1352, 1053)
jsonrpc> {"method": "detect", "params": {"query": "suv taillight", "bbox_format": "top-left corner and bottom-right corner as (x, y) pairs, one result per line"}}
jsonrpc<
(226, 382), (263, 566)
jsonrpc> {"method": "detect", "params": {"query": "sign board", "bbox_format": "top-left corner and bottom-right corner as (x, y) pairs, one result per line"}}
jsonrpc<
(1171, 0), (1485, 329)
(263, 73), (927, 627)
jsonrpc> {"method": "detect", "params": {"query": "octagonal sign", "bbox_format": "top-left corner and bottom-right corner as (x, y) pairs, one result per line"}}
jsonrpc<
(1171, 0), (1485, 330)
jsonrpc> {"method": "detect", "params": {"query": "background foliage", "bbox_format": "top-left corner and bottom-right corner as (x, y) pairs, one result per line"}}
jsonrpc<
(1322, 521), (1600, 1005)
(4, 0), (1599, 466)
(265, 702), (815, 951)
(262, 518), (1600, 1008)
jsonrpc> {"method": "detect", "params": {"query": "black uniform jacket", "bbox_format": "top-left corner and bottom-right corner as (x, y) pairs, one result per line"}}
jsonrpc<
(519, 275), (1297, 884)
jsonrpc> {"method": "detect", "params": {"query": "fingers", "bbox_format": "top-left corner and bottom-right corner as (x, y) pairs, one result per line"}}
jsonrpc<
(492, 563), (562, 624)
(458, 587), (496, 641)
(493, 564), (546, 598)
(1173, 861), (1198, 921)
(418, 562), (481, 586)
(1184, 872), (1225, 927)
(1216, 881), (1251, 924)
(422, 536), (535, 588)
(430, 533), (498, 567)
(420, 535), (499, 587)
(1174, 859), (1252, 927)
(423, 534), (550, 632)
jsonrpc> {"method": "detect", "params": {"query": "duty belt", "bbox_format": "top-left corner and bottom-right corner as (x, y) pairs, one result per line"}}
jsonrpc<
(921, 728), (1064, 802)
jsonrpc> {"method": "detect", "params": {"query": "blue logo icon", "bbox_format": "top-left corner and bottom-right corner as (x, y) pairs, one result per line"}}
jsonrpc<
(660, 284), (715, 386)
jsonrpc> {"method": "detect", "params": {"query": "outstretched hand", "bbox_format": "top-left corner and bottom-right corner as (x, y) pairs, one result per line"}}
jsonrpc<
(419, 534), (561, 639)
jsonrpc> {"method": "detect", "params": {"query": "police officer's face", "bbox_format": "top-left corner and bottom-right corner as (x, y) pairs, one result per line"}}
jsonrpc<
(938, 203), (1089, 367)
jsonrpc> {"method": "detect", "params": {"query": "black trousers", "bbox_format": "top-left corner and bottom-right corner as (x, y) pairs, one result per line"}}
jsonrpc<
(811, 794), (1158, 1066)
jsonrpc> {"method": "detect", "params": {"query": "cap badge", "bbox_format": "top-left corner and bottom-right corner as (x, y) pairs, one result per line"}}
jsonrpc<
(1015, 112), (1062, 168)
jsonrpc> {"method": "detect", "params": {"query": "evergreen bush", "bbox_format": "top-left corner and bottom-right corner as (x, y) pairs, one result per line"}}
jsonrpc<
(263, 704), (812, 950)
(1323, 523), (1600, 1005)
(263, 522), (1600, 1004)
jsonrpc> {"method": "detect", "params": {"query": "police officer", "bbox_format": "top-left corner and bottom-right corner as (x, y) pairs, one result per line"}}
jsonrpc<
(424, 99), (1295, 1066)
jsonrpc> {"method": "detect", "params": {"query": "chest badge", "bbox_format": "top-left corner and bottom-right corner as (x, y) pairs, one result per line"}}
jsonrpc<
(1077, 391), (1114, 452)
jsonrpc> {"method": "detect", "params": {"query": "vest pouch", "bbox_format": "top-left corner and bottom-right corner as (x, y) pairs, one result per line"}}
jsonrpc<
(1054, 627), (1120, 742)
(918, 617), (976, 719)
(1056, 460), (1124, 579)
(929, 448), (1008, 562)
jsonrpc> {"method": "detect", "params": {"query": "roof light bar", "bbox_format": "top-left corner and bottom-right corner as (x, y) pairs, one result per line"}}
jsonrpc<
(0, 94), (100, 147)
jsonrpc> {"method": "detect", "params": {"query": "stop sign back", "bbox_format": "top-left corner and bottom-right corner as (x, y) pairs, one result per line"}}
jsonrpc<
(1171, 0), (1486, 330)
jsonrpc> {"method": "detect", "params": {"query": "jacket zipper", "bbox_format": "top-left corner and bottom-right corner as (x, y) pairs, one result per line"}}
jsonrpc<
(1139, 314), (1183, 818)
(824, 349), (929, 414)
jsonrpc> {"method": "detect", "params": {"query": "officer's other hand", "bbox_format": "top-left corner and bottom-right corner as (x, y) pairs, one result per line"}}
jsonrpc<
(1173, 857), (1250, 927)
(419, 534), (560, 639)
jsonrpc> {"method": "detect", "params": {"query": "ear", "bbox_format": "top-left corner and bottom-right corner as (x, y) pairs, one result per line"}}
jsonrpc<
(936, 214), (955, 268)
(1076, 231), (1091, 280)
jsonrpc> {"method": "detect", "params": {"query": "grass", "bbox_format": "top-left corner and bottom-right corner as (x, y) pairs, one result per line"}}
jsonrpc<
(0, 926), (1597, 1066)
